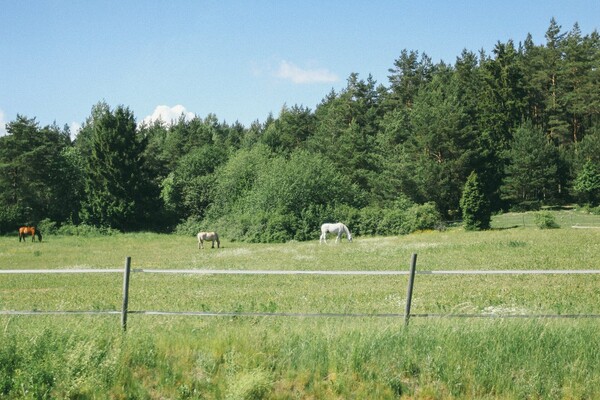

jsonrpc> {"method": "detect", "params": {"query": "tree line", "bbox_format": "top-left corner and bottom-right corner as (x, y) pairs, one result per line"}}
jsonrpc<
(1, 19), (599, 241)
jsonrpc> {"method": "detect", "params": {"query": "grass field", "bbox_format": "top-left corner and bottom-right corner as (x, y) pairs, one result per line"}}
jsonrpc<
(1, 211), (600, 399)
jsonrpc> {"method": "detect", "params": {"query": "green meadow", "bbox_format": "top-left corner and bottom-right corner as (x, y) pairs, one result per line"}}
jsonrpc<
(1, 211), (600, 399)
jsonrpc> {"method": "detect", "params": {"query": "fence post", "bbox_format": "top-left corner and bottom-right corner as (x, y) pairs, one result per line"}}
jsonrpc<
(404, 253), (418, 327)
(121, 256), (131, 331)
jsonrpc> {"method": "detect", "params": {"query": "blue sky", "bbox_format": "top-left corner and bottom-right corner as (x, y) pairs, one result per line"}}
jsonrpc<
(1, 1), (599, 136)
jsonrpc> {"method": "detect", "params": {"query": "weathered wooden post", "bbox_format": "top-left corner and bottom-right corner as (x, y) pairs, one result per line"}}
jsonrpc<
(121, 256), (131, 331)
(404, 253), (418, 326)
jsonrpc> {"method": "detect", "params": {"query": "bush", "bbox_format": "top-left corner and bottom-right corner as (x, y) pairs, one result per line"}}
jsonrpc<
(460, 171), (491, 231)
(295, 204), (329, 241)
(534, 212), (560, 229)
(329, 204), (361, 232)
(379, 208), (406, 235)
(56, 223), (120, 236)
(174, 216), (204, 236)
(574, 160), (600, 206)
(354, 202), (442, 237)
(358, 207), (383, 236)
(585, 205), (600, 215)
(510, 201), (542, 212)
(0, 204), (24, 235)
(263, 212), (298, 243)
(402, 202), (443, 233)
(38, 218), (58, 235)
(203, 150), (362, 243)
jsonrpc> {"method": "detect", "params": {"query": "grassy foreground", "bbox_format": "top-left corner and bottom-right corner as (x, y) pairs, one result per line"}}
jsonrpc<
(1, 211), (600, 399)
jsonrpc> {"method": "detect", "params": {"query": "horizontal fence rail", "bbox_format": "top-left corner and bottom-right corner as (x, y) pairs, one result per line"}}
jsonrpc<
(3, 269), (600, 275)
(4, 310), (600, 319)
(3, 256), (600, 329)
(411, 313), (600, 319)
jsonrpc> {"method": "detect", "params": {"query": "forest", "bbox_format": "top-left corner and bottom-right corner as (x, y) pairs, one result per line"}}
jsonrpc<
(1, 19), (599, 241)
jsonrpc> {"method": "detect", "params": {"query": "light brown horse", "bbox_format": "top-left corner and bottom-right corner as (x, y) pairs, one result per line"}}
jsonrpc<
(19, 226), (42, 242)
(197, 231), (220, 249)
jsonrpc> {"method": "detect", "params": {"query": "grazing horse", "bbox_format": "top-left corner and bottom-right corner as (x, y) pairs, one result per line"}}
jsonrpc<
(19, 226), (42, 242)
(320, 222), (352, 244)
(197, 231), (220, 249)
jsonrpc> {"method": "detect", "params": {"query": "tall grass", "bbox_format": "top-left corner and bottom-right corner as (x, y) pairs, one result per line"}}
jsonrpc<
(1, 211), (600, 399)
(2, 317), (599, 399)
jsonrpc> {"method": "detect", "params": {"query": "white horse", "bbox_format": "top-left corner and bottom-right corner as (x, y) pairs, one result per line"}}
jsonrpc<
(320, 222), (352, 244)
(197, 231), (220, 249)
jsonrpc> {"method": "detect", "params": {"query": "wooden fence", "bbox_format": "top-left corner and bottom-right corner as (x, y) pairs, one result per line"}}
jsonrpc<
(2, 254), (600, 330)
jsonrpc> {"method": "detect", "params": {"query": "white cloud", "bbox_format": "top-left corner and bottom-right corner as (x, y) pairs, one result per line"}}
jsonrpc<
(0, 109), (7, 136)
(69, 121), (81, 140)
(141, 105), (195, 126)
(275, 60), (339, 84)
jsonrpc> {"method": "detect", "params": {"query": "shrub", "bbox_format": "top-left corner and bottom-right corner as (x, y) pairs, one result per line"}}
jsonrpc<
(574, 160), (600, 206)
(0, 204), (23, 235)
(295, 204), (329, 241)
(38, 218), (58, 235)
(379, 208), (406, 235)
(460, 171), (491, 231)
(263, 212), (298, 243)
(402, 202), (443, 233)
(358, 207), (383, 236)
(510, 201), (542, 212)
(204, 150), (362, 243)
(174, 216), (204, 236)
(586, 205), (600, 216)
(56, 223), (119, 236)
(534, 212), (560, 229)
(329, 204), (361, 231)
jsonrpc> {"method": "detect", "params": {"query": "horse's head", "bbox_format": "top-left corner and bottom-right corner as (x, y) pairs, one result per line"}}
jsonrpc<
(36, 229), (42, 242)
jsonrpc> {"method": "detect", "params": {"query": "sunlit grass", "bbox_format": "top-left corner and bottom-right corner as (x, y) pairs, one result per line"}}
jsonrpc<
(1, 211), (600, 398)
(2, 315), (599, 399)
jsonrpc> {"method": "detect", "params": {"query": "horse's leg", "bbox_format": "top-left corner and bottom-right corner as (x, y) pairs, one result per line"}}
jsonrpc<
(211, 239), (215, 249)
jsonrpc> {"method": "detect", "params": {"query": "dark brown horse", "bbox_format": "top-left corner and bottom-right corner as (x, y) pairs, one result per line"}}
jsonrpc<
(19, 226), (42, 242)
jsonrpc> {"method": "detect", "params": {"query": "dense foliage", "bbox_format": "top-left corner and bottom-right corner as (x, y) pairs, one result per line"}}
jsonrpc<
(1, 20), (599, 240)
(460, 171), (491, 230)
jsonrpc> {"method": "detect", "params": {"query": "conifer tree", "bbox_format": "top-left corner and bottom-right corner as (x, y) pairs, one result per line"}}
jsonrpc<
(502, 122), (559, 205)
(80, 102), (156, 231)
(460, 171), (491, 230)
